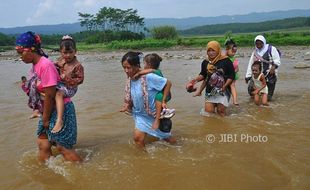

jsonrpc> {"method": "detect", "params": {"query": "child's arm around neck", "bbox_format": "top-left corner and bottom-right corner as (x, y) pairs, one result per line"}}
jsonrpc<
(132, 68), (155, 79)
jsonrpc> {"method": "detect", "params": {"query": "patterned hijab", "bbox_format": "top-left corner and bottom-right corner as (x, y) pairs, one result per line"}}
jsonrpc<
(15, 31), (48, 58)
(206, 41), (227, 73)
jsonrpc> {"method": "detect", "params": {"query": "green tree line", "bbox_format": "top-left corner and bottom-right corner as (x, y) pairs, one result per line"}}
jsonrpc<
(179, 17), (310, 35)
(1, 16), (309, 49)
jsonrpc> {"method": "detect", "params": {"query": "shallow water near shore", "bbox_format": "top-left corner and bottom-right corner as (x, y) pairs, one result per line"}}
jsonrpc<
(0, 47), (309, 190)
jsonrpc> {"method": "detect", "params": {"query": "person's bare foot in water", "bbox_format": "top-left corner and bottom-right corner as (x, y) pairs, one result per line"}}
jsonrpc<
(164, 136), (176, 144)
(29, 110), (41, 119)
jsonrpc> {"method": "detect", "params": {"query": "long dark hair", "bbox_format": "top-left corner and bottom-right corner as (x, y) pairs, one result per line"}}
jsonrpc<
(121, 51), (143, 67)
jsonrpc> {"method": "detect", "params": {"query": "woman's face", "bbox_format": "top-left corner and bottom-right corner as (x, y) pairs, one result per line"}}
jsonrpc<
(207, 48), (218, 60)
(255, 40), (264, 49)
(16, 48), (34, 64)
(122, 60), (139, 78)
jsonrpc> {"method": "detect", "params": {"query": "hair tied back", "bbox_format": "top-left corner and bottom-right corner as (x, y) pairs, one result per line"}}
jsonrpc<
(62, 35), (73, 40)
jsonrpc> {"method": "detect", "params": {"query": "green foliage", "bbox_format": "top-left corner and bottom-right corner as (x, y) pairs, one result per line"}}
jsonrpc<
(151, 26), (178, 40)
(0, 32), (15, 46)
(106, 38), (177, 49)
(78, 7), (145, 33)
(40, 34), (63, 46)
(85, 30), (144, 44)
(179, 17), (310, 36)
(1, 28), (309, 52)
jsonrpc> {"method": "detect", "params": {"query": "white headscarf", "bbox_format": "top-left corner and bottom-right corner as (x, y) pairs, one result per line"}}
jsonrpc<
(254, 35), (269, 57)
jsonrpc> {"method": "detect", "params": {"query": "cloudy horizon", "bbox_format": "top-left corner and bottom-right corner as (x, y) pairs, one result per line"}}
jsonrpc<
(1, 0), (310, 28)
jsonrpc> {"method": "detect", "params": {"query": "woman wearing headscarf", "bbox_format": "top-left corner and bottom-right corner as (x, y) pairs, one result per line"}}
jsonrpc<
(15, 31), (81, 162)
(245, 35), (281, 100)
(187, 41), (235, 116)
(121, 51), (176, 148)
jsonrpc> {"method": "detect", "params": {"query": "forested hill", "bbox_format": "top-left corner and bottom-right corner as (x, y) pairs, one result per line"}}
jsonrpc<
(178, 17), (310, 35)
(146, 9), (310, 30)
(0, 9), (309, 35)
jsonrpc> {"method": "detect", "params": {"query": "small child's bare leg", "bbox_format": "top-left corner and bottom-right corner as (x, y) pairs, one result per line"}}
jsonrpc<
(254, 94), (260, 106)
(261, 93), (269, 106)
(29, 109), (41, 119)
(231, 80), (239, 105)
(152, 101), (162, 130)
(52, 91), (65, 133)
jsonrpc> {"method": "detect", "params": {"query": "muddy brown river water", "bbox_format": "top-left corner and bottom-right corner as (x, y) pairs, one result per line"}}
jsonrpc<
(0, 46), (309, 189)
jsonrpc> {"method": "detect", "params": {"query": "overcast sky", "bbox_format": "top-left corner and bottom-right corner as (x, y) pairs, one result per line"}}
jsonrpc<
(1, 0), (309, 28)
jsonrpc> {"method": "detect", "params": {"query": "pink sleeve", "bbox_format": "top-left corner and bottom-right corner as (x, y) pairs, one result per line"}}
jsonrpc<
(40, 64), (59, 88)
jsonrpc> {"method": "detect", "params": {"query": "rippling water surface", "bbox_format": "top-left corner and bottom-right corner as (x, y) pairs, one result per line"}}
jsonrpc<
(0, 47), (309, 190)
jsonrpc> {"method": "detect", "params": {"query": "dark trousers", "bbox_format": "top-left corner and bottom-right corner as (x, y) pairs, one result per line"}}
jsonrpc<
(266, 81), (276, 101)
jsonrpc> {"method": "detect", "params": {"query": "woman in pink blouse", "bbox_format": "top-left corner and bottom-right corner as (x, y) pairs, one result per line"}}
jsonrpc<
(15, 31), (82, 162)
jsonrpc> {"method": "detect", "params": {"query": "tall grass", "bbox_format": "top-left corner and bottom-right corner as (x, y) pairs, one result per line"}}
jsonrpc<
(103, 31), (310, 50)
(3, 30), (308, 52)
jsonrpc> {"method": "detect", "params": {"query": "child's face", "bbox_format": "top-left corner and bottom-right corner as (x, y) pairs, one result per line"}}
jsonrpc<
(226, 46), (237, 57)
(251, 65), (260, 76)
(60, 47), (76, 63)
(143, 61), (152, 69)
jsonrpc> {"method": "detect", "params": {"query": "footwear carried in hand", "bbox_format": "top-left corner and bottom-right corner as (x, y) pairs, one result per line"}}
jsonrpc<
(160, 108), (175, 119)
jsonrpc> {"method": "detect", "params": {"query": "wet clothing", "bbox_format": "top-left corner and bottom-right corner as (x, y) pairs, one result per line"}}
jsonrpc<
(124, 69), (171, 111)
(129, 73), (171, 139)
(252, 73), (268, 94)
(245, 35), (281, 99)
(199, 58), (234, 107)
(205, 90), (230, 107)
(153, 69), (171, 102)
(33, 56), (77, 149)
(37, 102), (77, 149)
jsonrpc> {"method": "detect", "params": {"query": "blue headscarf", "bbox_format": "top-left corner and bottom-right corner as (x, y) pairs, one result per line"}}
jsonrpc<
(15, 31), (48, 58)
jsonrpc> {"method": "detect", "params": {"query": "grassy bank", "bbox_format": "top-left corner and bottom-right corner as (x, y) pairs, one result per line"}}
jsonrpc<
(2, 30), (309, 52)
(83, 30), (310, 51)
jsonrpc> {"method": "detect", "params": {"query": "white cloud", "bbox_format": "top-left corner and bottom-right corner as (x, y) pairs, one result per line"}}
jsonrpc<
(73, 0), (98, 8)
(24, 0), (80, 25)
(0, 0), (309, 27)
(26, 0), (55, 25)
